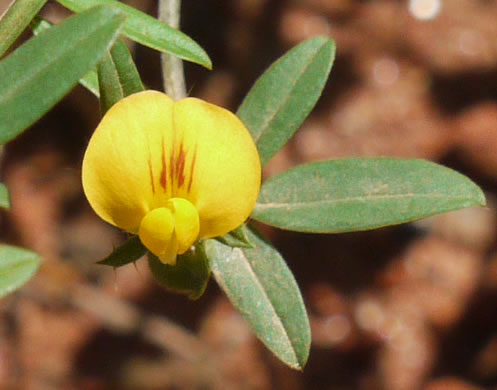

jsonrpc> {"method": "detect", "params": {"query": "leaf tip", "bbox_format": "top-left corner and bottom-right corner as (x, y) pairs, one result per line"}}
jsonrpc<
(281, 343), (310, 371)
(475, 187), (487, 207)
(203, 57), (213, 70)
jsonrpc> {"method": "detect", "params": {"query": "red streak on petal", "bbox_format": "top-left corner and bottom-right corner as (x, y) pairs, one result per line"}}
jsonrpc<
(148, 159), (156, 194)
(177, 141), (186, 188)
(169, 144), (175, 188)
(160, 138), (167, 190)
(187, 145), (197, 193)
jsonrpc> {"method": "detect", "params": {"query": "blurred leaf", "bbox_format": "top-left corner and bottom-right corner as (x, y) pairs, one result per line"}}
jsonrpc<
(30, 16), (100, 97)
(253, 158), (486, 233)
(97, 51), (122, 114)
(204, 228), (310, 370)
(148, 246), (210, 300)
(98, 38), (144, 114)
(0, 183), (10, 210)
(0, 0), (47, 58)
(108, 39), (144, 96)
(97, 236), (146, 267)
(0, 6), (126, 144)
(56, 0), (212, 69)
(0, 245), (41, 297)
(79, 69), (100, 97)
(215, 224), (254, 248)
(237, 36), (335, 166)
(29, 15), (50, 34)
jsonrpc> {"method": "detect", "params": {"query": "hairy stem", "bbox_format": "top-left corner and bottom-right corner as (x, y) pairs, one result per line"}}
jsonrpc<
(158, 0), (186, 100)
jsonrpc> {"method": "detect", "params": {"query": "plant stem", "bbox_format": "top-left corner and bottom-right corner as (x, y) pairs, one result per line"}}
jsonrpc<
(158, 0), (186, 100)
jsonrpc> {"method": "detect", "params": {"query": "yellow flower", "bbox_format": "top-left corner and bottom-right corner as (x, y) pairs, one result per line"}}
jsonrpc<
(82, 91), (261, 265)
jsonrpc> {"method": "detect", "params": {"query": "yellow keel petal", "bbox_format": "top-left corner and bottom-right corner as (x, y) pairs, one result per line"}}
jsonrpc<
(167, 198), (200, 254)
(138, 207), (175, 262)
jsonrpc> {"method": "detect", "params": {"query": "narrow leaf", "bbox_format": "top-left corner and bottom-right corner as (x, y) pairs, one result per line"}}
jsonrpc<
(30, 16), (100, 97)
(237, 36), (335, 166)
(204, 228), (310, 370)
(0, 0), (47, 57)
(0, 245), (41, 297)
(109, 39), (144, 96)
(253, 158), (487, 233)
(97, 50), (123, 114)
(215, 224), (255, 248)
(98, 38), (144, 114)
(79, 69), (100, 97)
(0, 6), (126, 144)
(0, 183), (10, 210)
(56, 0), (212, 69)
(97, 235), (146, 267)
(148, 246), (210, 300)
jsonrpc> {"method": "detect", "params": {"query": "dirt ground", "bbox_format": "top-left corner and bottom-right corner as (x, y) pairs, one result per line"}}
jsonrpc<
(1, 0), (497, 389)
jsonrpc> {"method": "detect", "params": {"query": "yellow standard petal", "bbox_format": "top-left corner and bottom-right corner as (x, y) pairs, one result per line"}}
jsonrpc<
(173, 98), (261, 238)
(82, 91), (175, 232)
(82, 90), (261, 262)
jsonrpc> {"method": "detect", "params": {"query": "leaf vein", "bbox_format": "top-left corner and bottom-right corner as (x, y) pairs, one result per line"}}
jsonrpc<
(255, 192), (474, 210)
(252, 43), (326, 143)
(229, 247), (298, 364)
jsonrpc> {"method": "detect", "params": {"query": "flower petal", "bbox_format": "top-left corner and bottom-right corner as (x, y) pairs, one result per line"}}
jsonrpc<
(167, 198), (199, 254)
(83, 91), (261, 248)
(138, 207), (175, 262)
(173, 98), (261, 238)
(82, 91), (175, 231)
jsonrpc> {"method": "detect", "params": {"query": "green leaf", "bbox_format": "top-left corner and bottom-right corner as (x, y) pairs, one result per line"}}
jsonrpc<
(98, 38), (145, 114)
(253, 158), (487, 233)
(0, 183), (10, 210)
(148, 246), (210, 300)
(29, 15), (52, 35)
(56, 0), (212, 69)
(0, 245), (41, 297)
(215, 224), (255, 248)
(0, 6), (126, 144)
(237, 36), (335, 166)
(97, 235), (146, 267)
(97, 51), (123, 114)
(204, 228), (310, 370)
(79, 69), (100, 98)
(108, 39), (144, 96)
(0, 0), (47, 58)
(30, 16), (100, 97)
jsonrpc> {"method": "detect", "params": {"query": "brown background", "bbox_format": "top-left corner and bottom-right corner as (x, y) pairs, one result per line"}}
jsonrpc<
(1, 0), (497, 389)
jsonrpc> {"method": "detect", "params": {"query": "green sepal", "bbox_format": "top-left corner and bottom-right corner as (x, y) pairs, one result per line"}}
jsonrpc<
(97, 235), (147, 267)
(148, 244), (210, 300)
